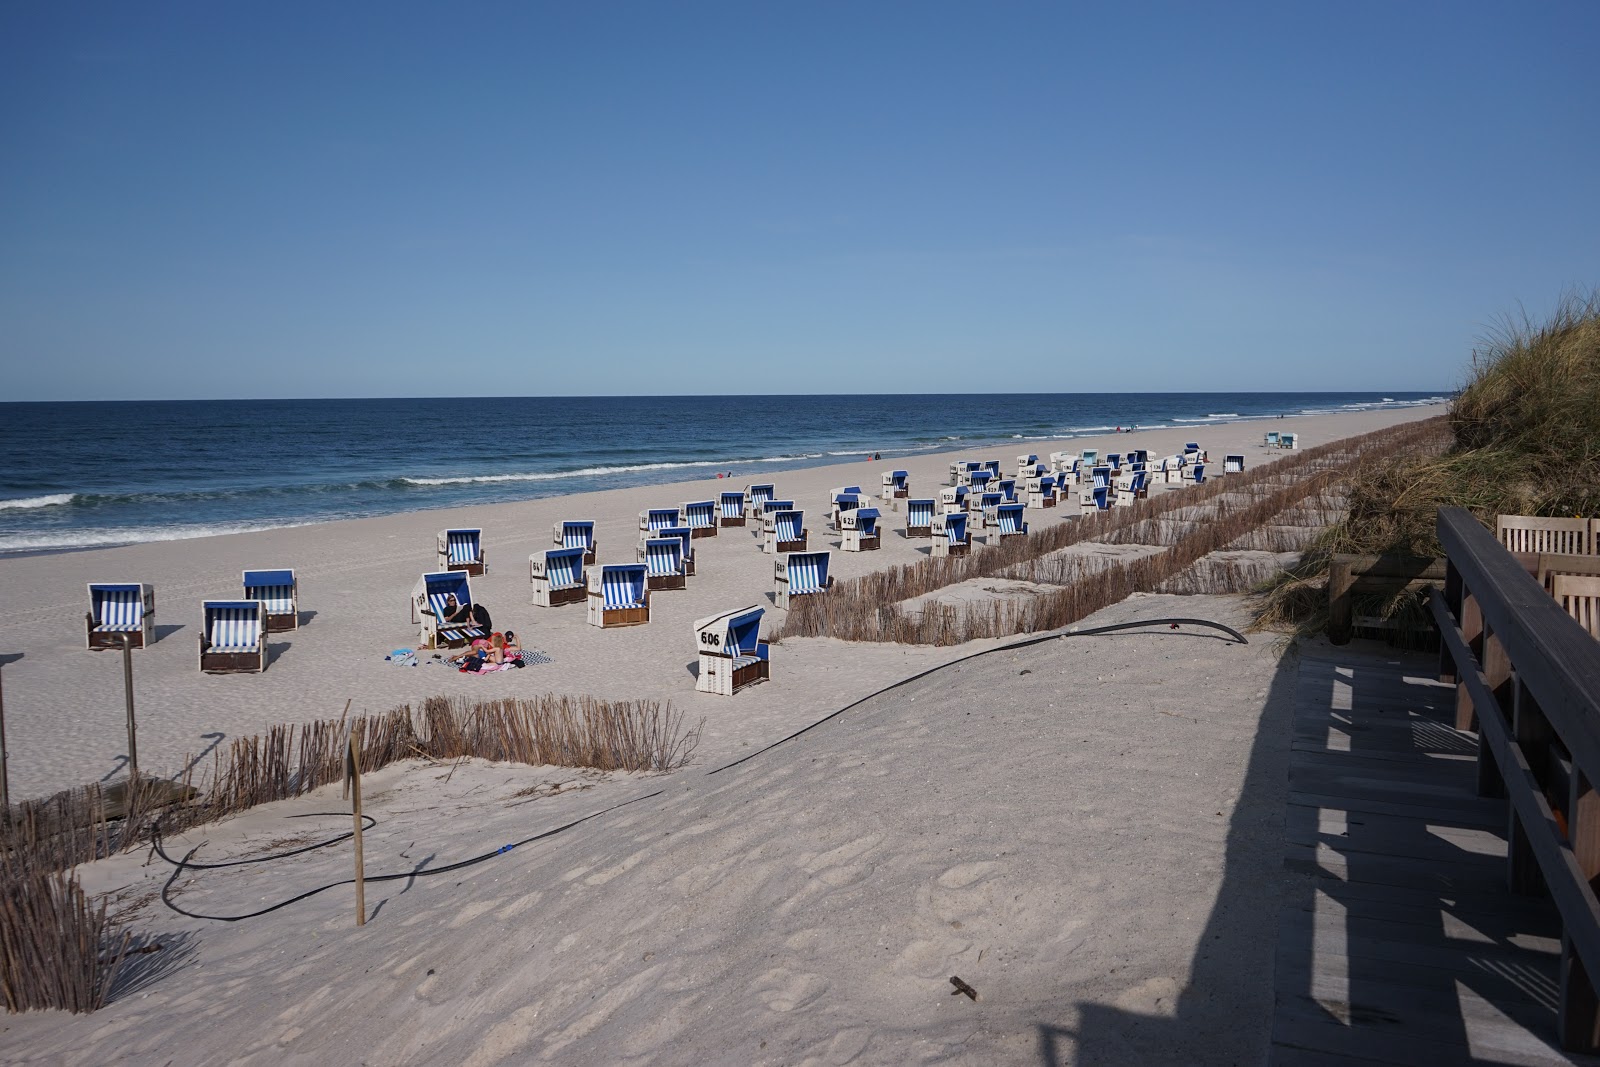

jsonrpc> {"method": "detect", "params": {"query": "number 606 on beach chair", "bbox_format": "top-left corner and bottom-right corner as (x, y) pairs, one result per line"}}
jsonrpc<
(85, 583), (154, 650)
(694, 605), (770, 696)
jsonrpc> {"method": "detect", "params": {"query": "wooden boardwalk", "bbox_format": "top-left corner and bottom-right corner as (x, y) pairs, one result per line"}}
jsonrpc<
(1271, 643), (1588, 1066)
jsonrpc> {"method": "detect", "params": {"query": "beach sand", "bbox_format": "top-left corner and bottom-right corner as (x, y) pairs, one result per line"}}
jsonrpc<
(0, 406), (1436, 1064)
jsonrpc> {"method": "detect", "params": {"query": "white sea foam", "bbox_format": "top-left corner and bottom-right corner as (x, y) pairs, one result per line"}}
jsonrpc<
(0, 493), (76, 511)
(0, 520), (316, 554)
(1207, 413), (1240, 418)
(401, 455), (825, 487)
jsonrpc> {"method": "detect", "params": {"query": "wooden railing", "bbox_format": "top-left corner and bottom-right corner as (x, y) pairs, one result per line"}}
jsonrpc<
(1431, 506), (1600, 1052)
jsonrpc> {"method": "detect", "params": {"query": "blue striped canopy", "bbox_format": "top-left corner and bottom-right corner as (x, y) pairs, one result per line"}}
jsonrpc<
(600, 565), (648, 609)
(683, 501), (716, 528)
(644, 538), (685, 576)
(746, 484), (775, 506)
(853, 508), (879, 535)
(719, 490), (745, 517)
(204, 600), (262, 652)
(907, 499), (935, 525)
(443, 529), (482, 564)
(942, 513), (968, 543)
(773, 510), (803, 541)
(559, 521), (596, 549)
(659, 525), (694, 562)
(786, 552), (830, 595)
(645, 508), (679, 532)
(762, 499), (795, 515)
(997, 503), (1027, 534)
(541, 547), (586, 589)
(89, 584), (145, 631)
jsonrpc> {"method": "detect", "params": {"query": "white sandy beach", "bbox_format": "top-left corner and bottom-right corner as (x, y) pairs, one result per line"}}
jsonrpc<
(0, 405), (1438, 1065)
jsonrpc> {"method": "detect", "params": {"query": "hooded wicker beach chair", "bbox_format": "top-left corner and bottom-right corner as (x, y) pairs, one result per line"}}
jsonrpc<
(968, 469), (994, 494)
(587, 564), (650, 628)
(950, 461), (982, 487)
(242, 569), (298, 632)
(412, 571), (485, 649)
(553, 520), (597, 565)
(658, 525), (696, 576)
(1115, 470), (1149, 506)
(764, 510), (808, 554)
(1126, 450), (1149, 467)
(973, 491), (1005, 527)
(199, 600), (266, 674)
(1015, 454), (1039, 478)
(85, 583), (155, 650)
(759, 499), (795, 539)
(1079, 449), (1099, 467)
(775, 551), (831, 609)
(640, 537), (688, 591)
(982, 460), (1001, 481)
(1105, 453), (1122, 474)
(840, 506), (881, 551)
(995, 502), (1028, 540)
(1224, 455), (1245, 474)
(1079, 466), (1112, 507)
(1279, 434), (1297, 450)
(997, 478), (1018, 503)
(1026, 475), (1057, 509)
(694, 605), (770, 695)
(640, 507), (680, 536)
(1554, 574), (1600, 639)
(437, 528), (486, 576)
(906, 498), (937, 538)
(530, 546), (587, 607)
(1497, 515), (1592, 557)
(939, 485), (969, 515)
(1081, 484), (1110, 511)
(931, 511), (971, 558)
(745, 484), (776, 519)
(882, 470), (910, 500)
(719, 490), (747, 527)
(681, 499), (718, 538)
(831, 492), (867, 530)
(1049, 450), (1075, 474)
(1264, 431), (1280, 448)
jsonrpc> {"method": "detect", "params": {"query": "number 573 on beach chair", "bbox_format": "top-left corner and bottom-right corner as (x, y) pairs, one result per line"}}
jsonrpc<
(437, 528), (486, 576)
(775, 551), (831, 609)
(588, 564), (650, 628)
(694, 605), (770, 695)
(86, 583), (154, 649)
(242, 569), (297, 632)
(199, 600), (266, 674)
(530, 546), (587, 607)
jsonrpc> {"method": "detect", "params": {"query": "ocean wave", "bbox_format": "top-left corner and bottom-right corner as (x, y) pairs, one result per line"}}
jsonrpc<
(401, 455), (826, 487)
(1066, 425), (1115, 433)
(1207, 413), (1240, 418)
(0, 520), (316, 554)
(0, 493), (76, 511)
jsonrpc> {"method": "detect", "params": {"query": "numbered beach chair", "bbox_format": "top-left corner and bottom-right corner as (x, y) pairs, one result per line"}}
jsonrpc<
(775, 551), (831, 609)
(973, 491), (1004, 527)
(997, 478), (1018, 503)
(640, 507), (680, 536)
(694, 605), (770, 695)
(719, 490), (747, 528)
(840, 507), (881, 551)
(1049, 450), (1075, 474)
(437, 528), (486, 576)
(553, 520), (597, 565)
(882, 470), (910, 500)
(1078, 466), (1112, 507)
(1015, 454), (1039, 478)
(640, 537), (688, 591)
(939, 485), (969, 515)
(1026, 475), (1058, 509)
(831, 492), (865, 530)
(530, 546), (587, 607)
(759, 499), (795, 536)
(1496, 515), (1592, 556)
(1079, 449), (1099, 468)
(1105, 453), (1122, 474)
(587, 564), (650, 628)
(765, 510), (808, 554)
(412, 571), (486, 649)
(1126, 449), (1149, 467)
(931, 512), (971, 558)
(681, 499), (718, 538)
(950, 461), (982, 486)
(1264, 431), (1280, 448)
(658, 525), (696, 576)
(995, 503), (1028, 540)
(1279, 433), (1298, 450)
(242, 569), (298, 632)
(745, 484), (776, 519)
(1115, 470), (1149, 506)
(982, 460), (1002, 481)
(906, 498), (937, 537)
(85, 583), (155, 650)
(968, 469), (994, 495)
(199, 600), (266, 674)
(1224, 455), (1246, 474)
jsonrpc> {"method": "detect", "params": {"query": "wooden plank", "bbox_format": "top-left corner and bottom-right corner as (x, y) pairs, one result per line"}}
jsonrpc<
(1291, 738), (1477, 766)
(1285, 843), (1512, 898)
(1271, 1013), (1572, 1067)
(1286, 866), (1561, 918)
(1288, 884), (1560, 937)
(1280, 904), (1560, 964)
(1284, 806), (1508, 862)
(1287, 790), (1504, 830)
(1290, 746), (1481, 784)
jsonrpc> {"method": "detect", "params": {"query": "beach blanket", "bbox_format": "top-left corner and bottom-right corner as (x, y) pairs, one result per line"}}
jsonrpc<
(446, 649), (552, 672)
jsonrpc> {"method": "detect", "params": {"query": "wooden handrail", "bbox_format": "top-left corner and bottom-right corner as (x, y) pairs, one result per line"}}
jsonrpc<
(1433, 505), (1600, 1051)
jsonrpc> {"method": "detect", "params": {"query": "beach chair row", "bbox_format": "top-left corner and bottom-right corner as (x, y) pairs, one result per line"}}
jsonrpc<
(86, 570), (298, 674)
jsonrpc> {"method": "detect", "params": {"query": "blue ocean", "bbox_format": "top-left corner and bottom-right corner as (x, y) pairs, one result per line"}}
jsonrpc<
(0, 392), (1445, 555)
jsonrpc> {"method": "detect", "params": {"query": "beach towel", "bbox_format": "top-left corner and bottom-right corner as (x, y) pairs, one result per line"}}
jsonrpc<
(446, 649), (551, 671)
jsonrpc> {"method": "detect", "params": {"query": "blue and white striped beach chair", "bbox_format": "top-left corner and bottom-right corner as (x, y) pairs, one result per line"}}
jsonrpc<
(882, 470), (910, 500)
(950, 461), (982, 487)
(995, 503), (1028, 539)
(906, 498), (936, 537)
(831, 491), (866, 530)
(973, 491), (1005, 527)
(695, 605), (770, 695)
(1079, 466), (1112, 507)
(775, 551), (831, 609)
(1105, 453), (1122, 472)
(587, 564), (650, 628)
(658, 525), (696, 576)
(640, 537), (688, 591)
(199, 599), (266, 674)
(640, 507), (680, 536)
(765, 510), (807, 554)
(553, 520), (597, 564)
(1224, 454), (1245, 474)
(681, 500), (718, 538)
(968, 469), (993, 494)
(1115, 470), (1148, 506)
(840, 506), (881, 551)
(1026, 476), (1057, 510)
(437, 528), (486, 576)
(85, 583), (155, 649)
(982, 460), (1002, 481)
(719, 490), (747, 528)
(745, 484), (776, 519)
(1264, 431), (1280, 448)
(531, 546), (587, 607)
(939, 485), (969, 515)
(997, 478), (1018, 503)
(242, 569), (298, 632)
(931, 512), (970, 558)
(412, 571), (484, 649)
(1127, 449), (1150, 467)
(1015, 454), (1039, 478)
(759, 499), (795, 538)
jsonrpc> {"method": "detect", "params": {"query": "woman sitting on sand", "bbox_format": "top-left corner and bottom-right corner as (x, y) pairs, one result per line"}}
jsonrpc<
(488, 631), (525, 668)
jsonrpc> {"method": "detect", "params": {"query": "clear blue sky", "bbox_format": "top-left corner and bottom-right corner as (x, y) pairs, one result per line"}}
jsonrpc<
(2, 2), (1595, 400)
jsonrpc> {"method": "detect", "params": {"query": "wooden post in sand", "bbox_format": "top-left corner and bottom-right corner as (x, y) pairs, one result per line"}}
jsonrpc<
(0, 661), (10, 814)
(120, 634), (139, 780)
(349, 730), (366, 926)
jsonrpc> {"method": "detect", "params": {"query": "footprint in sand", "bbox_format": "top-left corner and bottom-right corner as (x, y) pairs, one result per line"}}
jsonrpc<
(936, 861), (1000, 889)
(754, 967), (830, 1013)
